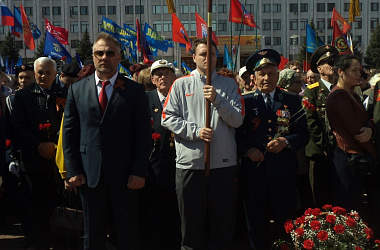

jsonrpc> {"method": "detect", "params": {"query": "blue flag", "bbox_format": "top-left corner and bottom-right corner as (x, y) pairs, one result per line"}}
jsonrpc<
(144, 22), (171, 52)
(11, 6), (22, 37)
(101, 16), (134, 47)
(75, 53), (83, 69)
(181, 62), (192, 75)
(44, 31), (72, 63)
(11, 59), (15, 74)
(223, 44), (234, 70)
(123, 23), (137, 38)
(118, 63), (132, 78)
(16, 55), (22, 67)
(5, 57), (9, 74)
(306, 23), (319, 54)
(28, 19), (41, 40)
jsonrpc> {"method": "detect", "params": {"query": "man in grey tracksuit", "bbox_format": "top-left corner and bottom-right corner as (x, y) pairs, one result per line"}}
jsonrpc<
(162, 38), (244, 250)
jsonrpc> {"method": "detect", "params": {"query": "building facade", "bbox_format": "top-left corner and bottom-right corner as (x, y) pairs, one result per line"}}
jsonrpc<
(3, 0), (380, 68)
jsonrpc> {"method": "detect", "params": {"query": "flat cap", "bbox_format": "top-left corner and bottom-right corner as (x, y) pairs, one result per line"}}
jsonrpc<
(15, 64), (34, 77)
(310, 45), (339, 73)
(61, 62), (81, 77)
(246, 49), (281, 74)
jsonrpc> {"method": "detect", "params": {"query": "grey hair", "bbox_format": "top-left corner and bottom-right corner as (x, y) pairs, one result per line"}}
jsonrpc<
(34, 57), (57, 70)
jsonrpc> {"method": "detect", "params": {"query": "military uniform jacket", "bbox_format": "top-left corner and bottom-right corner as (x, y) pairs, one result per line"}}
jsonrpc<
(236, 88), (309, 178)
(147, 90), (176, 187)
(303, 79), (333, 159)
(12, 82), (65, 173)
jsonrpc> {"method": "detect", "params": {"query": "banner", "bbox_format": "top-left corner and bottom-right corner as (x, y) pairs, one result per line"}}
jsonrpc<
(16, 56), (22, 67)
(144, 22), (171, 52)
(136, 18), (154, 64)
(172, 13), (192, 53)
(118, 63), (132, 78)
(44, 31), (72, 63)
(279, 56), (289, 70)
(306, 23), (319, 54)
(331, 21), (351, 55)
(11, 6), (22, 37)
(331, 7), (351, 34)
(29, 19), (41, 40)
(223, 44), (234, 70)
(75, 53), (83, 69)
(101, 16), (135, 47)
(229, 0), (257, 28)
(123, 23), (137, 38)
(20, 3), (35, 50)
(45, 18), (69, 45)
(0, 0), (13, 26)
(181, 62), (192, 75)
(195, 12), (218, 45)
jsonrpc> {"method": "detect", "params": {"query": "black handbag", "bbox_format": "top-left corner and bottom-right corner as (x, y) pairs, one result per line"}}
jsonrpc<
(348, 153), (377, 178)
(49, 191), (84, 237)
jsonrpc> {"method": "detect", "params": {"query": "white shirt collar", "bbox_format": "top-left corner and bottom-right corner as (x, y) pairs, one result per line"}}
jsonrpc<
(94, 71), (118, 87)
(320, 78), (332, 91)
(156, 89), (166, 106)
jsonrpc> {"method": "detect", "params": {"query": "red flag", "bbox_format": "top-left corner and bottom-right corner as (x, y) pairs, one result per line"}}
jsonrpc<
(20, 4), (34, 50)
(229, 0), (257, 28)
(303, 60), (311, 72)
(331, 7), (351, 34)
(136, 18), (141, 52)
(195, 12), (218, 45)
(172, 13), (192, 53)
(278, 56), (289, 70)
(331, 21), (352, 55)
(45, 18), (69, 45)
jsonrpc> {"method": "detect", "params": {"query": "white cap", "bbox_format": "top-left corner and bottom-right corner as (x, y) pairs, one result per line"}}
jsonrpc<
(151, 59), (175, 74)
(239, 66), (248, 77)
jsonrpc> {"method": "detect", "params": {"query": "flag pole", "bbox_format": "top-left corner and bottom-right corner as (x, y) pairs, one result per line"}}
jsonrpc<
(233, 0), (248, 72)
(205, 0), (213, 177)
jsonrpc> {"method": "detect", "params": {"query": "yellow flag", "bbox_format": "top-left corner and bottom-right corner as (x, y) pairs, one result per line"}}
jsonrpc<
(166, 0), (176, 14)
(349, 0), (361, 22)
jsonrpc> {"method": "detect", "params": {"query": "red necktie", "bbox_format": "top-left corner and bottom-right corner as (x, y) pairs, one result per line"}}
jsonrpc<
(99, 80), (110, 115)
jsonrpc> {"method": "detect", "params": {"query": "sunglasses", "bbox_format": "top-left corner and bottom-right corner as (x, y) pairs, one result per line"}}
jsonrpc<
(93, 50), (118, 59)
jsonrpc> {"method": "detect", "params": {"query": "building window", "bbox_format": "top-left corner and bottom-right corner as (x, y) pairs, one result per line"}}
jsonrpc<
(98, 21), (102, 32)
(273, 19), (281, 30)
(153, 5), (161, 14)
(344, 3), (350, 11)
(300, 3), (308, 12)
(290, 37), (299, 45)
(163, 6), (169, 14)
(235, 23), (241, 31)
(53, 22), (61, 27)
(190, 5), (197, 13)
(273, 4), (281, 12)
(300, 20), (306, 30)
(190, 21), (196, 32)
(289, 4), (298, 13)
(273, 37), (281, 46)
(108, 6), (116, 15)
(265, 37), (271, 46)
(70, 22), (79, 33)
(371, 18), (379, 29)
(317, 3), (325, 12)
(80, 6), (88, 15)
(136, 5), (144, 14)
(263, 4), (271, 13)
(70, 6), (78, 15)
(356, 36), (362, 44)
(290, 20), (298, 30)
(327, 3), (335, 11)
(180, 5), (188, 14)
(153, 22), (162, 32)
(263, 19), (271, 30)
(355, 18), (362, 29)
(317, 19), (325, 30)
(98, 6), (106, 15)
(247, 25), (255, 31)
(182, 21), (189, 31)
(53, 7), (61, 15)
(163, 21), (171, 32)
(25, 7), (33, 16)
(327, 18), (332, 29)
(371, 3), (379, 11)
(125, 6), (133, 14)
(71, 40), (80, 49)
(81, 22), (89, 32)
(42, 7), (50, 16)
(218, 4), (226, 13)
(245, 4), (254, 13)
(218, 20), (227, 31)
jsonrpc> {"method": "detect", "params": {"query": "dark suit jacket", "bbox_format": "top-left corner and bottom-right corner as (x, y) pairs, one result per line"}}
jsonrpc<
(63, 73), (151, 188)
(236, 88), (309, 178)
(146, 90), (176, 187)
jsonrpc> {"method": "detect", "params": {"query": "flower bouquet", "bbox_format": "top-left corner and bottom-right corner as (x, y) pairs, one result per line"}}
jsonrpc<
(273, 205), (380, 250)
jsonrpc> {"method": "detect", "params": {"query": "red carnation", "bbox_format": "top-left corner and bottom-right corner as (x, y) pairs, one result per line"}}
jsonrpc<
(303, 239), (314, 250)
(375, 239), (380, 245)
(332, 206), (346, 215)
(311, 208), (321, 216)
(322, 204), (332, 210)
(346, 216), (357, 227)
(365, 228), (374, 239)
(304, 208), (313, 216)
(317, 230), (328, 241)
(39, 123), (51, 130)
(310, 220), (321, 231)
(295, 216), (306, 226)
(152, 133), (161, 141)
(326, 214), (336, 224)
(284, 220), (294, 233)
(302, 99), (316, 111)
(294, 228), (304, 238)
(334, 224), (345, 234)
(356, 247), (362, 250)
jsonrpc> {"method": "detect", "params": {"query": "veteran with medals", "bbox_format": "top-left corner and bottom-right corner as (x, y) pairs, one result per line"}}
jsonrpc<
(236, 49), (309, 250)
(303, 45), (339, 207)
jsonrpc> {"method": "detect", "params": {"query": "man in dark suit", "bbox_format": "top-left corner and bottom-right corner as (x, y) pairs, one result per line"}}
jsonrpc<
(12, 57), (65, 249)
(303, 45), (339, 207)
(141, 59), (181, 250)
(236, 49), (309, 250)
(63, 32), (151, 250)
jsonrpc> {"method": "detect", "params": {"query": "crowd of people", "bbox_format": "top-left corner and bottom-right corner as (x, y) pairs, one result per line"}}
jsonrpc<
(0, 32), (380, 250)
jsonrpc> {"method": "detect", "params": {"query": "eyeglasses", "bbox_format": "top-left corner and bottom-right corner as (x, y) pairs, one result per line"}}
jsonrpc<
(93, 50), (118, 59)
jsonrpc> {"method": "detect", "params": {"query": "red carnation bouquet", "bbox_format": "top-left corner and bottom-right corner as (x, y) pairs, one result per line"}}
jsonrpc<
(149, 132), (161, 161)
(273, 205), (380, 250)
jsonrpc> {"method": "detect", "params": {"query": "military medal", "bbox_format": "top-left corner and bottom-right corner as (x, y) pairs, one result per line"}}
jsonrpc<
(154, 108), (159, 113)
(169, 132), (175, 147)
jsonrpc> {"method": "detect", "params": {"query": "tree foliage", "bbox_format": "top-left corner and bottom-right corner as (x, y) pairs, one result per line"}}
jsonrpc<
(76, 28), (93, 62)
(364, 25), (380, 69)
(35, 32), (46, 59)
(0, 32), (20, 63)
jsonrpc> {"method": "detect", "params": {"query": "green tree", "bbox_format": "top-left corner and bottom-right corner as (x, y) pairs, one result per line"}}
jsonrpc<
(0, 32), (20, 64)
(35, 32), (46, 59)
(76, 28), (93, 62)
(364, 25), (380, 69)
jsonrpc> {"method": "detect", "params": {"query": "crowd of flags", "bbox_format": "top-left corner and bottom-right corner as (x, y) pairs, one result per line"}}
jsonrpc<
(0, 0), (362, 75)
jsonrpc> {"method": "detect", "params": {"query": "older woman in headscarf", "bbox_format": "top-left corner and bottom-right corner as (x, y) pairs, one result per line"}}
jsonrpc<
(277, 69), (303, 95)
